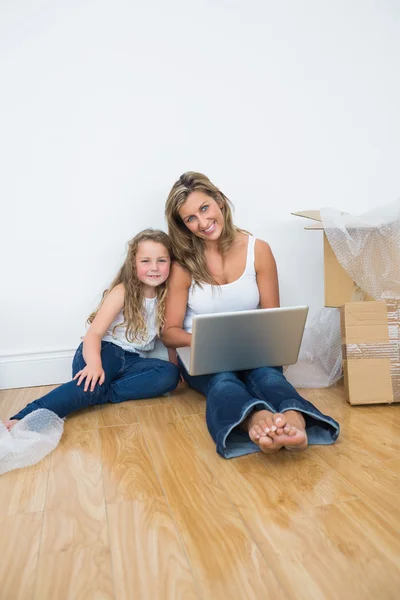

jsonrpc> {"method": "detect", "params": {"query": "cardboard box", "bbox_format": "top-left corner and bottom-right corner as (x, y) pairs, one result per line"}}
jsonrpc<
(340, 300), (400, 405)
(292, 210), (373, 308)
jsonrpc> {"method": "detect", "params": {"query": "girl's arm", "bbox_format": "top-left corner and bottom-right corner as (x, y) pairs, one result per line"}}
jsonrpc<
(162, 263), (192, 349)
(254, 240), (280, 309)
(75, 284), (125, 391)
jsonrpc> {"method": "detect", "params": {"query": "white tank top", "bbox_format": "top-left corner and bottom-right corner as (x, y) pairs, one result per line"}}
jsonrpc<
(183, 235), (260, 333)
(102, 296), (158, 355)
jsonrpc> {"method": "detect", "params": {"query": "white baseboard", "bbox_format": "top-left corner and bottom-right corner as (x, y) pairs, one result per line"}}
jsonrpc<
(0, 340), (170, 390)
(0, 350), (75, 390)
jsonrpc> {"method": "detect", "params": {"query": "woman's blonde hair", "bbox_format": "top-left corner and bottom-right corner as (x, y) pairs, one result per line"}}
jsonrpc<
(165, 171), (246, 285)
(88, 229), (172, 342)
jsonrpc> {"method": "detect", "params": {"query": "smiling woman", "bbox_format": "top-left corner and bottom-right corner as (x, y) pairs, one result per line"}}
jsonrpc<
(179, 191), (222, 236)
(163, 172), (340, 460)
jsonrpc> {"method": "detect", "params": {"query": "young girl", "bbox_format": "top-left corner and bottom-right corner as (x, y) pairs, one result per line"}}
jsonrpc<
(4, 229), (180, 430)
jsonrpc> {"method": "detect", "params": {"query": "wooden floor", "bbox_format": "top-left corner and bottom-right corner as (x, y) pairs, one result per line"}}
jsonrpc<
(0, 384), (399, 600)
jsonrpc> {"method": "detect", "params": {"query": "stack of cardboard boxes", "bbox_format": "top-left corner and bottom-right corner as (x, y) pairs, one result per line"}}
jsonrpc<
(294, 211), (399, 405)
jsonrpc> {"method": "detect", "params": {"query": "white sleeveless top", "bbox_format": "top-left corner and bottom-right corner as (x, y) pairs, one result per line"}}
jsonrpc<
(183, 235), (260, 333)
(102, 296), (158, 356)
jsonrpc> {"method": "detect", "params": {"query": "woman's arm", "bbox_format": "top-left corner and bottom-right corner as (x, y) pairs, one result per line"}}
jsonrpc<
(254, 239), (280, 309)
(76, 284), (125, 391)
(167, 348), (179, 366)
(162, 262), (192, 348)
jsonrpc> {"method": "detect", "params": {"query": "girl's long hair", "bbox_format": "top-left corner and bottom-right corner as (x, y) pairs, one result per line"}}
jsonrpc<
(87, 229), (172, 341)
(165, 171), (248, 286)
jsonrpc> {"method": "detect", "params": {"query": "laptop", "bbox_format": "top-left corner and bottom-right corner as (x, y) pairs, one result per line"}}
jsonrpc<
(177, 306), (308, 376)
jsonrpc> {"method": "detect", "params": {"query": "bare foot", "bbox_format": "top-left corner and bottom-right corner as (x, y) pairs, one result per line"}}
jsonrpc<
(273, 410), (308, 451)
(3, 420), (18, 431)
(245, 410), (292, 453)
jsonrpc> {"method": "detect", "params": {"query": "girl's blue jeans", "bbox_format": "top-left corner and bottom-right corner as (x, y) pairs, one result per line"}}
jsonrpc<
(179, 361), (340, 459)
(11, 341), (180, 421)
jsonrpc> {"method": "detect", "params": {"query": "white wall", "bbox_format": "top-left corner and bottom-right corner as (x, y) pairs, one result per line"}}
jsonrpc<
(1, 0), (399, 388)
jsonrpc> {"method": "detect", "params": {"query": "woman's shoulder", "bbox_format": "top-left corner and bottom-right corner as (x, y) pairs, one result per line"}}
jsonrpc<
(234, 231), (269, 252)
(234, 230), (250, 245)
(254, 237), (272, 252)
(169, 261), (192, 287)
(254, 238), (276, 271)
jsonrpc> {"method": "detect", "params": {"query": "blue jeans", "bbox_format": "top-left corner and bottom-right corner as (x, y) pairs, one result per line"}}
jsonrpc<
(179, 362), (340, 459)
(11, 341), (180, 421)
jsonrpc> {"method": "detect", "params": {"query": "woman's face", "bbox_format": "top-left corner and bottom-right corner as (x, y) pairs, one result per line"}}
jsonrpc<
(178, 191), (224, 242)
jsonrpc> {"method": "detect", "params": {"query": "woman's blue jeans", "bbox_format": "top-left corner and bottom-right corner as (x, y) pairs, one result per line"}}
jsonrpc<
(11, 341), (180, 421)
(179, 362), (340, 459)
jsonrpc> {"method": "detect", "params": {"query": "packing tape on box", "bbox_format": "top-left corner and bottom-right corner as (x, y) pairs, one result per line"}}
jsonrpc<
(344, 342), (398, 360)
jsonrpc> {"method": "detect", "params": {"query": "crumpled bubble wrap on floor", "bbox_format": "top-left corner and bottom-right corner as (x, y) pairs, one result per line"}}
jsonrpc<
(285, 308), (342, 388)
(0, 409), (64, 475)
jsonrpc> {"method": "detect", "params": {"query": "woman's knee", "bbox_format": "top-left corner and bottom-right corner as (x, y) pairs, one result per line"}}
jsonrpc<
(248, 366), (285, 386)
(209, 372), (240, 393)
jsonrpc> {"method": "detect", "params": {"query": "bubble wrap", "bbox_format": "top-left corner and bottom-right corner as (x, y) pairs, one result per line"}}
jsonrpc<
(321, 199), (400, 300)
(0, 409), (64, 475)
(285, 308), (342, 388)
(286, 199), (400, 388)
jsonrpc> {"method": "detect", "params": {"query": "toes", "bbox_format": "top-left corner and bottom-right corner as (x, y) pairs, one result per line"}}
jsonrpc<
(249, 428), (276, 451)
(247, 412), (293, 445)
(258, 435), (275, 450)
(269, 414), (287, 436)
(260, 419), (272, 436)
(249, 424), (264, 441)
(265, 417), (277, 436)
(256, 418), (274, 437)
(273, 413), (287, 428)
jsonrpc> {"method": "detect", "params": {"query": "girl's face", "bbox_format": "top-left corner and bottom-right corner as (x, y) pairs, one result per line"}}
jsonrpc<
(135, 241), (171, 294)
(179, 191), (224, 242)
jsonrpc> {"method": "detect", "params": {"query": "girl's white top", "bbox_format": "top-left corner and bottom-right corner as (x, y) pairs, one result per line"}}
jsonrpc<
(183, 235), (260, 333)
(102, 297), (158, 356)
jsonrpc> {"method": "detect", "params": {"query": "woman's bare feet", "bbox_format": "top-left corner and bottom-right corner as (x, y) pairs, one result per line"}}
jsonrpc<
(3, 420), (18, 431)
(245, 410), (292, 453)
(244, 409), (308, 453)
(274, 410), (308, 451)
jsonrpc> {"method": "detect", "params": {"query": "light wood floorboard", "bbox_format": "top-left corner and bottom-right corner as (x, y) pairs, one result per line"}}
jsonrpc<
(0, 383), (399, 599)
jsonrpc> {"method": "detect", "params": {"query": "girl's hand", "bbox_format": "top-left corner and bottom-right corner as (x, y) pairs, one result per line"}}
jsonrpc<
(73, 365), (105, 392)
(4, 419), (18, 431)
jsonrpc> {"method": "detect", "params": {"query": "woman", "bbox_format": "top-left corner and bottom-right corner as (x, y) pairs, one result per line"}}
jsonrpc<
(163, 172), (339, 459)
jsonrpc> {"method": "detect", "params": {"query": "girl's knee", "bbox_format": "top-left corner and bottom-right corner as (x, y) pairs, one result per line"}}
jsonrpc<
(146, 360), (180, 394)
(162, 363), (180, 392)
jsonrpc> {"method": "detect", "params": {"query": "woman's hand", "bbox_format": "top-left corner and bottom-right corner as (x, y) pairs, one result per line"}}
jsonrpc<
(73, 364), (105, 392)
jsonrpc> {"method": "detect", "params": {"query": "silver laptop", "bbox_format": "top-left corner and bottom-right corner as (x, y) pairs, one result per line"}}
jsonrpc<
(177, 306), (308, 376)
